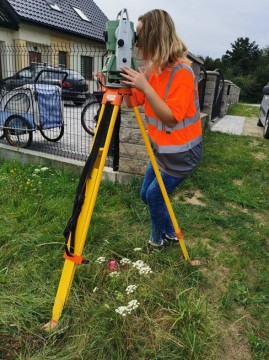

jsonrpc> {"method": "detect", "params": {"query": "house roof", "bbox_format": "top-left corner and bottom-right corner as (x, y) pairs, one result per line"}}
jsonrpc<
(3, 0), (109, 42)
(0, 1), (19, 30)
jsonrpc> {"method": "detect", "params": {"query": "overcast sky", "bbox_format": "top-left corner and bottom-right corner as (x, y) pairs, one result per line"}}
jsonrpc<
(93, 0), (268, 59)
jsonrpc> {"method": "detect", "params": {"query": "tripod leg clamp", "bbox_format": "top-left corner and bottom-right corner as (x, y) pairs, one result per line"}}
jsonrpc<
(63, 252), (89, 265)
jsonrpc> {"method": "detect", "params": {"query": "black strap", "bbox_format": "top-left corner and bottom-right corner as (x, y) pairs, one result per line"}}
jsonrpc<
(63, 103), (120, 257)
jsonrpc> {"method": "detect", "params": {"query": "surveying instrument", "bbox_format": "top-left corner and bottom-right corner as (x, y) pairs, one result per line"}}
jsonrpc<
(44, 9), (196, 331)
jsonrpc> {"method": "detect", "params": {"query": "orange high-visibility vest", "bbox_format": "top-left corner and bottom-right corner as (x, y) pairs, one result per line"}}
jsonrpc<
(144, 62), (202, 154)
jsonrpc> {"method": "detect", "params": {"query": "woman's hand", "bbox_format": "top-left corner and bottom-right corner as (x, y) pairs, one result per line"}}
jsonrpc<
(121, 66), (177, 128)
(120, 67), (149, 93)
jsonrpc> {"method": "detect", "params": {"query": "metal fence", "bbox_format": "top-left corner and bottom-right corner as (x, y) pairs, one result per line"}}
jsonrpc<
(0, 43), (115, 164)
(0, 43), (208, 167)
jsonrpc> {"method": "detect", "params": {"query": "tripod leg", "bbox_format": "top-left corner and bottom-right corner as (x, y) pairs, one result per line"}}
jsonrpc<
(44, 104), (121, 330)
(132, 106), (190, 262)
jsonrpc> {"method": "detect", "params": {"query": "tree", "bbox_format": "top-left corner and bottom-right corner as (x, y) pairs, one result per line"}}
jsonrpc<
(233, 74), (261, 103)
(256, 46), (269, 86)
(199, 56), (222, 71)
(254, 46), (269, 101)
(222, 37), (262, 76)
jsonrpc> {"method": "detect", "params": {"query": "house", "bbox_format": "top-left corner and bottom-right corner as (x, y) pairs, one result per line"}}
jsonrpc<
(0, 0), (108, 87)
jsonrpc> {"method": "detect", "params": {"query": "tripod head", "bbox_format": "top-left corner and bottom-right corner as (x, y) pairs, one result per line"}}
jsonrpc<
(102, 9), (138, 85)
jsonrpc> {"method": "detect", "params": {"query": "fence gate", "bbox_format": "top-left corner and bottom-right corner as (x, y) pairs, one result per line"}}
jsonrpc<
(211, 68), (224, 120)
(198, 66), (207, 111)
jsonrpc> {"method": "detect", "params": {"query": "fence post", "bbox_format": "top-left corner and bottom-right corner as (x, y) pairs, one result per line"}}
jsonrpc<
(220, 80), (232, 117)
(203, 71), (219, 121)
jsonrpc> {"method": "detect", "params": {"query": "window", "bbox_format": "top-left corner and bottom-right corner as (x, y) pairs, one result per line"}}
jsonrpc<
(81, 56), (93, 80)
(59, 51), (67, 67)
(29, 51), (41, 64)
(46, 0), (62, 12)
(73, 7), (90, 22)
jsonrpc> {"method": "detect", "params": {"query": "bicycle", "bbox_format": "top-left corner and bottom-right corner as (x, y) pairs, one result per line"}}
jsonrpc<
(81, 91), (104, 136)
(81, 72), (106, 136)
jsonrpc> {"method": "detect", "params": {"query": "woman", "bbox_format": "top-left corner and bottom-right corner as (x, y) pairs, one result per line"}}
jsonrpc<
(121, 9), (202, 250)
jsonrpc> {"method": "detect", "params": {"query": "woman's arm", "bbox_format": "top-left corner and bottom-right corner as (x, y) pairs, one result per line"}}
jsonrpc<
(120, 66), (178, 128)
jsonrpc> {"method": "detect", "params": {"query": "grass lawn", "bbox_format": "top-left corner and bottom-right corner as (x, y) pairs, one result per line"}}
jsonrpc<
(0, 127), (269, 359)
(227, 102), (260, 118)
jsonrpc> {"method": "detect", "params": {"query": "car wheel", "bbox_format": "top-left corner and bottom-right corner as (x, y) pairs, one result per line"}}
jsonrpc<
(263, 113), (269, 139)
(257, 118), (263, 127)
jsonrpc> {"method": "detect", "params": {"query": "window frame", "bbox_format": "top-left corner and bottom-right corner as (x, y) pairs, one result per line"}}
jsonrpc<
(81, 56), (93, 81)
(59, 51), (67, 67)
(46, 0), (62, 12)
(72, 7), (91, 22)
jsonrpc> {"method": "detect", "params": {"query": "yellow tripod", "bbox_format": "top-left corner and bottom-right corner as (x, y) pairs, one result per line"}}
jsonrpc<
(43, 86), (193, 331)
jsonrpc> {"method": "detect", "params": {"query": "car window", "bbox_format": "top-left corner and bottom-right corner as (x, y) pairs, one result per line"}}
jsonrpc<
(32, 66), (48, 76)
(18, 68), (32, 78)
(67, 70), (83, 80)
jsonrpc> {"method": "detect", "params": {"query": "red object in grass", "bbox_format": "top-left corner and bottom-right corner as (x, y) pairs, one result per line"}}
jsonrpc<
(108, 259), (119, 271)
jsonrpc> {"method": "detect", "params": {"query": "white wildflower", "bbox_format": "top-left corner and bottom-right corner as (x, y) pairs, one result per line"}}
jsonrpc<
(127, 299), (140, 311)
(133, 247), (142, 252)
(40, 167), (49, 172)
(125, 285), (137, 295)
(115, 306), (128, 317)
(120, 258), (132, 265)
(132, 260), (153, 275)
(108, 271), (120, 278)
(115, 299), (140, 317)
(93, 287), (98, 293)
(95, 256), (106, 264)
(34, 168), (41, 173)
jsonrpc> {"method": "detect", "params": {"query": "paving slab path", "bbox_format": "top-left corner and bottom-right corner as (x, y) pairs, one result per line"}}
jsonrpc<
(210, 115), (264, 137)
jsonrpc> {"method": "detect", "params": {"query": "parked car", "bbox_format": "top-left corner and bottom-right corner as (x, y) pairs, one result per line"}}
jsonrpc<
(257, 83), (269, 139)
(0, 63), (88, 105)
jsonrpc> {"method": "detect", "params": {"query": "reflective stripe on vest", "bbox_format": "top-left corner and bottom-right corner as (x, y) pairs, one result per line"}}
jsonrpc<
(151, 135), (202, 153)
(146, 111), (200, 131)
(146, 62), (202, 152)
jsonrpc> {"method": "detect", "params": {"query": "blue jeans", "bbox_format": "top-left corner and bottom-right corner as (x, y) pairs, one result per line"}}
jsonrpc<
(140, 163), (184, 245)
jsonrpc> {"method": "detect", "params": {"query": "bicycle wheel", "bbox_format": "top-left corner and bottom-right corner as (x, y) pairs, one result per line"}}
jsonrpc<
(81, 100), (100, 136)
(4, 115), (33, 148)
(39, 124), (64, 142)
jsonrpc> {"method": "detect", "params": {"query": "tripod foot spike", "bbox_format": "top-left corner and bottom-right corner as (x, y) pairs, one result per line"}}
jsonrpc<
(42, 319), (58, 332)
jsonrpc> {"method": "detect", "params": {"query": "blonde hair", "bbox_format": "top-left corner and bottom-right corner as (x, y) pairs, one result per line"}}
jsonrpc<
(137, 9), (188, 71)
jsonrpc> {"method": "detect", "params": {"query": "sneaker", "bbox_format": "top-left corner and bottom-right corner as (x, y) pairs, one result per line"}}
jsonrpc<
(163, 233), (179, 244)
(147, 239), (164, 252)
